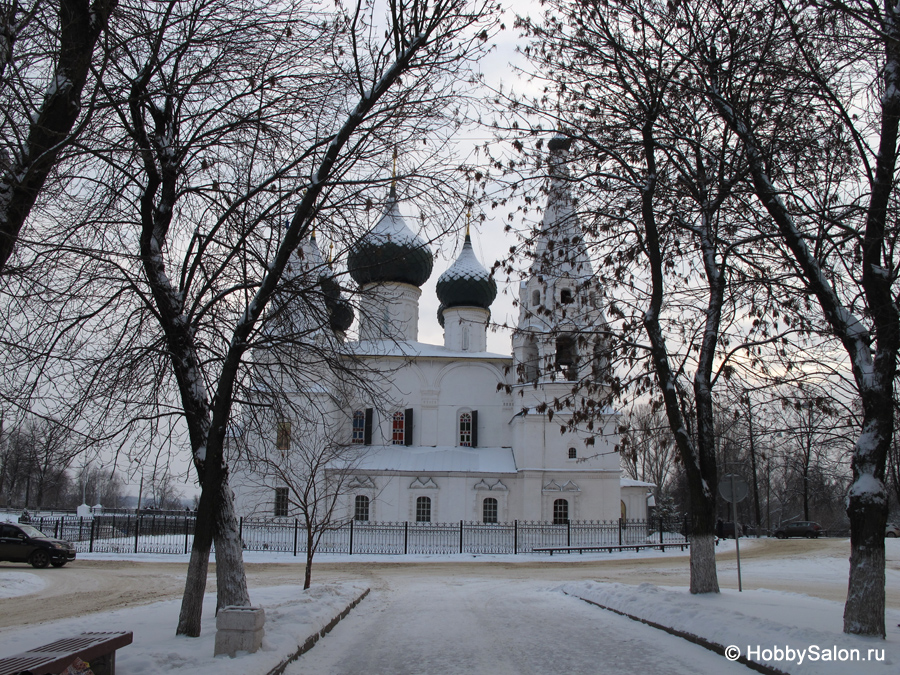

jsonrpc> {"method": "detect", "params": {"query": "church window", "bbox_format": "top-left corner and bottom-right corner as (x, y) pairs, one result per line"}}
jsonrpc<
(354, 495), (370, 522)
(276, 421), (291, 451)
(392, 411), (406, 445)
(416, 496), (431, 522)
(274, 487), (289, 517)
(553, 498), (569, 525)
(560, 288), (573, 304)
(532, 289), (540, 306)
(352, 411), (366, 444)
(459, 412), (472, 447)
(482, 497), (498, 523)
(568, 447), (577, 459)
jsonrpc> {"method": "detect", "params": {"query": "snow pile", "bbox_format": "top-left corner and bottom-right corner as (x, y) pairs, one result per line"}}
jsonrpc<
(0, 571), (46, 599)
(560, 581), (899, 674)
(0, 583), (367, 675)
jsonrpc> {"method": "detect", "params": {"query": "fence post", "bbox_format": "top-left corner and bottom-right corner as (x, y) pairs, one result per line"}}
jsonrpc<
(404, 521), (408, 555)
(55, 518), (60, 538)
(293, 519), (298, 557)
(79, 516), (83, 543)
(349, 518), (354, 556)
(618, 518), (623, 546)
(89, 518), (95, 553)
(134, 515), (141, 554)
(184, 516), (189, 555)
(514, 520), (518, 555)
(239, 516), (243, 545)
(459, 520), (463, 554)
(567, 519), (571, 547)
(659, 515), (664, 548)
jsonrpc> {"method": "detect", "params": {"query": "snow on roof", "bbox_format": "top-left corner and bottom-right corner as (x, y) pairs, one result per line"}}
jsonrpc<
(348, 339), (511, 361)
(353, 445), (517, 473)
(620, 478), (656, 488)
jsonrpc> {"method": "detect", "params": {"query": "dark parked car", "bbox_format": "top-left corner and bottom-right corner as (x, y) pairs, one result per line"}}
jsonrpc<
(0, 522), (76, 568)
(774, 521), (823, 539)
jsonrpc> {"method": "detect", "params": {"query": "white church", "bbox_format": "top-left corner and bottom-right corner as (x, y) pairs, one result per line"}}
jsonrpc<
(231, 136), (652, 525)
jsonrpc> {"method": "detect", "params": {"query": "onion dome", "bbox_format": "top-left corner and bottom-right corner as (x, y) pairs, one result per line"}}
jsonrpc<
(547, 134), (572, 153)
(347, 185), (433, 287)
(320, 274), (354, 333)
(436, 232), (497, 323)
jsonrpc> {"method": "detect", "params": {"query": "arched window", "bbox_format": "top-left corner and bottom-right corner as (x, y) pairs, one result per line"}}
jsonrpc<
(392, 411), (405, 445)
(416, 496), (431, 522)
(532, 289), (540, 306)
(459, 412), (473, 447)
(621, 500), (627, 520)
(560, 288), (573, 304)
(553, 498), (569, 525)
(351, 411), (365, 444)
(568, 447), (577, 459)
(482, 497), (498, 524)
(354, 495), (370, 522)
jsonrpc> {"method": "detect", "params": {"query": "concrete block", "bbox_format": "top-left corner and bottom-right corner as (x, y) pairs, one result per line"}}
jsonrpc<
(214, 605), (265, 657)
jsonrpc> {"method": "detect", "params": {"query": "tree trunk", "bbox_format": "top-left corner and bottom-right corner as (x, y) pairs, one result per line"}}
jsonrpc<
(176, 478), (214, 637)
(213, 476), (250, 610)
(844, 491), (887, 636)
(304, 530), (314, 590)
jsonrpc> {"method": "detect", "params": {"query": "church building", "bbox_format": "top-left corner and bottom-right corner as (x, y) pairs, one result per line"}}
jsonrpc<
(231, 136), (651, 525)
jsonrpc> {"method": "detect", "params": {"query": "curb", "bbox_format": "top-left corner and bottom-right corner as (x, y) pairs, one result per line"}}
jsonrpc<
(266, 587), (371, 675)
(567, 592), (790, 675)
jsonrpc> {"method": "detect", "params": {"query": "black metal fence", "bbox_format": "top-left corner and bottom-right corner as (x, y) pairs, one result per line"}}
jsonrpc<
(26, 514), (688, 556)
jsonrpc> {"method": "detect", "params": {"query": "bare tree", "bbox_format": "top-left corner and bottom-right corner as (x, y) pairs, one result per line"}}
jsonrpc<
(0, 0), (117, 273)
(0, 417), (77, 508)
(692, 0), (900, 636)
(0, 0), (497, 637)
(620, 404), (676, 499)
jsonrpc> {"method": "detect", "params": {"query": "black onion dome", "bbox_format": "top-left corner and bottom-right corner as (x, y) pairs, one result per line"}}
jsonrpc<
(548, 134), (572, 152)
(320, 275), (354, 333)
(436, 233), (497, 311)
(437, 303), (446, 328)
(347, 186), (433, 287)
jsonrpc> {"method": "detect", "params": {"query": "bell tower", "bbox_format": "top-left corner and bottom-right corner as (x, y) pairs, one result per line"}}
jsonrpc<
(512, 135), (607, 389)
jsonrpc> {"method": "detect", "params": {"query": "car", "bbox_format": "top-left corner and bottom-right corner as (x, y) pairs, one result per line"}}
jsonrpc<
(887, 523), (899, 538)
(774, 521), (823, 539)
(715, 520), (743, 539)
(0, 522), (77, 568)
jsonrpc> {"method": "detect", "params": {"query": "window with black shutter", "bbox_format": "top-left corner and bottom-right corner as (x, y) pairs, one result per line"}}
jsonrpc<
(364, 408), (373, 445)
(404, 407), (414, 446)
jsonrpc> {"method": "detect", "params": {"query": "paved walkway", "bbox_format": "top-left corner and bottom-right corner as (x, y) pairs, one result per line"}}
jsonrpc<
(284, 576), (749, 674)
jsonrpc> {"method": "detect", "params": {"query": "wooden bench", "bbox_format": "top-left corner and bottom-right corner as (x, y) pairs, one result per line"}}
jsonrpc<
(0, 631), (132, 675)
(533, 542), (690, 556)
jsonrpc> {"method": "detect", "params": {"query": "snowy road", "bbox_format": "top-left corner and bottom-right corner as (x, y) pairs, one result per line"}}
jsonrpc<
(284, 576), (747, 675)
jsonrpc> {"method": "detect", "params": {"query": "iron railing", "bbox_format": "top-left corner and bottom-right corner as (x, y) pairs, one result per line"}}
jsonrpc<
(23, 514), (688, 556)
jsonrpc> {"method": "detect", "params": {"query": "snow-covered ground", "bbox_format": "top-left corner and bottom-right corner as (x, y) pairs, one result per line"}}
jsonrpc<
(0, 538), (897, 674)
(561, 582), (898, 675)
(0, 570), (45, 599)
(0, 583), (367, 675)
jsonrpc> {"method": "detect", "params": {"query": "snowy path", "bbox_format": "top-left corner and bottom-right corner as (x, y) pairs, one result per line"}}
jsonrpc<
(284, 576), (747, 675)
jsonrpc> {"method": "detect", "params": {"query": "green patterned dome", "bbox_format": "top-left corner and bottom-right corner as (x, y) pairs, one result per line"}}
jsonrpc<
(348, 186), (433, 287)
(436, 233), (497, 313)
